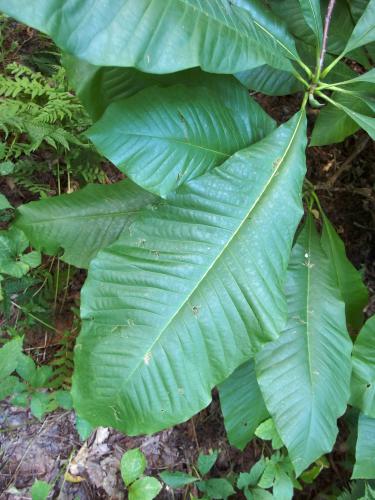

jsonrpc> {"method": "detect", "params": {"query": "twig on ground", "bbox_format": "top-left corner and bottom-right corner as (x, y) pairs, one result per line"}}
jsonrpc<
(328, 135), (370, 186)
(315, 185), (374, 200)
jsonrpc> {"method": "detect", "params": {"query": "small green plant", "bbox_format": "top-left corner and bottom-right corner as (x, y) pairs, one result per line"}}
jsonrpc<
(30, 479), (52, 500)
(161, 449), (236, 499)
(0, 226), (40, 299)
(160, 422), (308, 500)
(120, 448), (162, 500)
(0, 336), (73, 420)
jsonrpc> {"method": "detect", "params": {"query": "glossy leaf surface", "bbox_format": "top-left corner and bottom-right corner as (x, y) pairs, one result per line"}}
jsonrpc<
(321, 213), (368, 330)
(87, 83), (276, 197)
(310, 93), (373, 145)
(351, 315), (375, 417)
(298, 0), (322, 47)
(235, 65), (303, 96)
(256, 215), (352, 475)
(72, 114), (307, 435)
(63, 56), (257, 122)
(120, 448), (147, 486)
(0, 0), (299, 73)
(15, 181), (157, 269)
(219, 360), (268, 450)
(341, 107), (375, 140)
(128, 477), (162, 500)
(352, 413), (375, 479)
(344, 0), (375, 54)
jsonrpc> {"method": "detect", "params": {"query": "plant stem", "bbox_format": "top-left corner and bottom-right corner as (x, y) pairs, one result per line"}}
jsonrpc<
(298, 59), (313, 78)
(292, 68), (310, 88)
(316, 0), (336, 81)
(315, 85), (354, 95)
(317, 73), (364, 89)
(301, 92), (309, 110)
(315, 90), (344, 110)
(321, 53), (344, 78)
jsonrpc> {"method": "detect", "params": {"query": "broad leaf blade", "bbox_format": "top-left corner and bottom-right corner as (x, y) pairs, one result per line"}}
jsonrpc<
(128, 476), (162, 500)
(310, 92), (373, 146)
(72, 113), (307, 435)
(268, 0), (315, 44)
(63, 56), (264, 122)
(235, 65), (303, 96)
(120, 448), (147, 486)
(159, 471), (198, 488)
(15, 181), (157, 269)
(341, 108), (375, 140)
(0, 0), (298, 73)
(321, 213), (368, 330)
(219, 360), (268, 450)
(352, 413), (375, 479)
(0, 337), (23, 379)
(344, 0), (375, 54)
(197, 451), (218, 476)
(87, 84), (276, 197)
(351, 315), (375, 417)
(269, 0), (367, 64)
(0, 193), (11, 210)
(256, 215), (352, 475)
(0, 227), (30, 278)
(298, 0), (323, 48)
(336, 68), (375, 86)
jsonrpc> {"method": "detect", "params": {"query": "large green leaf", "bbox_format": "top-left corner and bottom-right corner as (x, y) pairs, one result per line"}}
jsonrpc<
(321, 213), (368, 331)
(344, 0), (375, 54)
(353, 413), (375, 479)
(87, 83), (275, 197)
(235, 65), (303, 95)
(63, 56), (260, 122)
(330, 69), (375, 89)
(269, 0), (369, 66)
(298, 0), (322, 48)
(72, 113), (307, 435)
(320, 0), (370, 68)
(349, 0), (371, 21)
(340, 107), (375, 140)
(218, 360), (268, 450)
(254, 38), (357, 94)
(15, 181), (157, 269)
(348, 0), (375, 62)
(351, 316), (375, 417)
(0, 0), (299, 73)
(310, 92), (373, 145)
(256, 214), (352, 476)
(268, 0), (315, 45)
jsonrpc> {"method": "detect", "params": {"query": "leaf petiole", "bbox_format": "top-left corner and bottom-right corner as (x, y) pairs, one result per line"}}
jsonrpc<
(292, 69), (310, 88)
(314, 85), (356, 95)
(320, 53), (344, 79)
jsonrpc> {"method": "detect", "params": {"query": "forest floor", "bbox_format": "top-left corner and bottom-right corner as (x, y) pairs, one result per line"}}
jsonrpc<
(1, 21), (375, 500)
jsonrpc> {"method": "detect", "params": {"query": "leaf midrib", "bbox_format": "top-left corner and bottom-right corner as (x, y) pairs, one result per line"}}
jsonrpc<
(177, 0), (296, 62)
(118, 131), (231, 158)
(118, 111), (305, 386)
(302, 0), (322, 46)
(346, 10), (375, 53)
